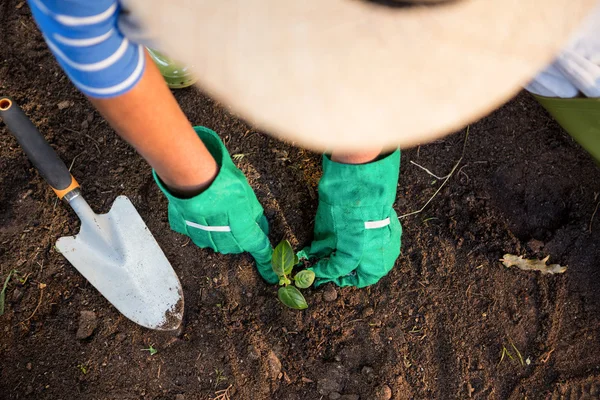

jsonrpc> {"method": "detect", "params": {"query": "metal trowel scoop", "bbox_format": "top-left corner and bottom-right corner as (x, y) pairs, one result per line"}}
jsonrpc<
(0, 97), (184, 330)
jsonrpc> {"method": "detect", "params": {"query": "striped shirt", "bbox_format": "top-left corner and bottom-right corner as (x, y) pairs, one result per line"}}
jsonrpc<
(27, 0), (145, 98)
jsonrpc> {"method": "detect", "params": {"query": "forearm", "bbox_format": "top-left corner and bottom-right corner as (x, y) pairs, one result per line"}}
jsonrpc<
(89, 51), (218, 196)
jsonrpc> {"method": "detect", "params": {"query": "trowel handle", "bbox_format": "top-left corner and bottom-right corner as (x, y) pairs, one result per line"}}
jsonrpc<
(0, 97), (79, 199)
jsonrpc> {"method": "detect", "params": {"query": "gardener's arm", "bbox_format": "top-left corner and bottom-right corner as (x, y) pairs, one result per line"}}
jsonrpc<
(27, 0), (217, 196)
(27, 0), (278, 284)
(89, 51), (218, 196)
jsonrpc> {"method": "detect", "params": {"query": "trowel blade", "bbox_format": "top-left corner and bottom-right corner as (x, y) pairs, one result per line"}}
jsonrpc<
(56, 196), (183, 330)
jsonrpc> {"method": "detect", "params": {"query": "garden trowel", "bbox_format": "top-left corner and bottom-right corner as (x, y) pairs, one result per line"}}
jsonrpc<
(0, 97), (183, 330)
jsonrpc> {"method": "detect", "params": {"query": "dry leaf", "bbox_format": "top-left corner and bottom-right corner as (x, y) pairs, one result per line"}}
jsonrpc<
(500, 254), (566, 275)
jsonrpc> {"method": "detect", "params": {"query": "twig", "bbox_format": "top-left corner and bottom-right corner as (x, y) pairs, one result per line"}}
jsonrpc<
(541, 348), (555, 363)
(589, 199), (600, 233)
(210, 384), (232, 400)
(409, 161), (449, 180)
(399, 127), (470, 219)
(19, 283), (46, 324)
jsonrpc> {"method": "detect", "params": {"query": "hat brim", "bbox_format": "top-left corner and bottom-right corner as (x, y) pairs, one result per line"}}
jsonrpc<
(129, 0), (596, 150)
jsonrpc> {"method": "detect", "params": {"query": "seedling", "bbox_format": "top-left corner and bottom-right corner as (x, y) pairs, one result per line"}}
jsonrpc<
(214, 368), (228, 387)
(77, 364), (89, 374)
(141, 345), (158, 356)
(499, 341), (525, 366)
(0, 269), (17, 316)
(272, 240), (315, 310)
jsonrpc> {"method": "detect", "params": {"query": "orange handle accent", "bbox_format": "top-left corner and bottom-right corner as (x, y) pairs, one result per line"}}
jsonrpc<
(52, 176), (80, 199)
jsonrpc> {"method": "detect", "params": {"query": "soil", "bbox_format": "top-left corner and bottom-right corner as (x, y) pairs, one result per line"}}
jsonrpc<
(1, 3), (600, 400)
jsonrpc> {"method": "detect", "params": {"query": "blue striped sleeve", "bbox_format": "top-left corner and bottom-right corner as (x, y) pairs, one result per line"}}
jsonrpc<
(27, 0), (145, 98)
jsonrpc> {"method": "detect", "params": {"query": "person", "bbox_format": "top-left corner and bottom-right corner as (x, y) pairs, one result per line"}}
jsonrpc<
(525, 4), (600, 163)
(26, 0), (402, 288)
(24, 0), (600, 290)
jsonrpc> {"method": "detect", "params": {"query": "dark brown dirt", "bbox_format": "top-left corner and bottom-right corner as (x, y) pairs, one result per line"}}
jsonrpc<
(1, 3), (600, 400)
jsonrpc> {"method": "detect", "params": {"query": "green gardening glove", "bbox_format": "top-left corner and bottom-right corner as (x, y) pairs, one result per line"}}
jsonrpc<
(154, 126), (278, 284)
(298, 150), (402, 288)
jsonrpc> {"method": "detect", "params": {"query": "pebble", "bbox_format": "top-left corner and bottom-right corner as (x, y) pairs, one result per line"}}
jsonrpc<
(26, 362), (32, 370)
(329, 392), (341, 400)
(266, 351), (282, 380)
(57, 100), (72, 110)
(175, 395), (185, 400)
(323, 285), (338, 302)
(339, 395), (359, 400)
(11, 288), (23, 303)
(76, 311), (98, 340)
(375, 384), (392, 400)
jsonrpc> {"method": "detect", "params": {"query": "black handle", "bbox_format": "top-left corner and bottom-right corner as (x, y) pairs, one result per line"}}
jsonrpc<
(0, 97), (78, 197)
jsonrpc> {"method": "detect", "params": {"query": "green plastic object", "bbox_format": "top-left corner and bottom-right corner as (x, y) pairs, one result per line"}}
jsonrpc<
(533, 94), (600, 163)
(147, 48), (197, 89)
(298, 150), (402, 288)
(154, 127), (278, 284)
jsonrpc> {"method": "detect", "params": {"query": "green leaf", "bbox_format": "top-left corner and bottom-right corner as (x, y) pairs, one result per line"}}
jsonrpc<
(278, 286), (308, 310)
(294, 270), (315, 289)
(0, 269), (17, 317)
(272, 240), (296, 277)
(142, 345), (158, 356)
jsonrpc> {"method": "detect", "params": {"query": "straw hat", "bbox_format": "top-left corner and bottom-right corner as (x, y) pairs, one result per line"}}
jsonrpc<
(128, 0), (596, 150)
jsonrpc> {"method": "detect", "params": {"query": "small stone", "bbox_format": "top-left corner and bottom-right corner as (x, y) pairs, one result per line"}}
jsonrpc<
(57, 100), (72, 110)
(329, 392), (341, 400)
(340, 395), (360, 400)
(81, 120), (89, 131)
(114, 333), (126, 343)
(266, 351), (282, 380)
(76, 311), (98, 340)
(175, 394), (185, 400)
(375, 384), (392, 400)
(26, 362), (32, 370)
(11, 288), (24, 303)
(323, 285), (338, 302)
(361, 366), (374, 376)
(301, 377), (314, 383)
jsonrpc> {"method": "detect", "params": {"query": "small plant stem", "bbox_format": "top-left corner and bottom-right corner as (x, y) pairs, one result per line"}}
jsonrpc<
(399, 127), (469, 219)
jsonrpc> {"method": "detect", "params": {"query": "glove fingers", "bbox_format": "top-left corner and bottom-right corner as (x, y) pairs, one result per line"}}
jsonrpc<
(231, 215), (278, 284)
(309, 249), (361, 282)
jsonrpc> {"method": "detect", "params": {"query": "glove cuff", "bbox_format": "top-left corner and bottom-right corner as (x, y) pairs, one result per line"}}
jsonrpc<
(319, 149), (400, 207)
(153, 126), (244, 207)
